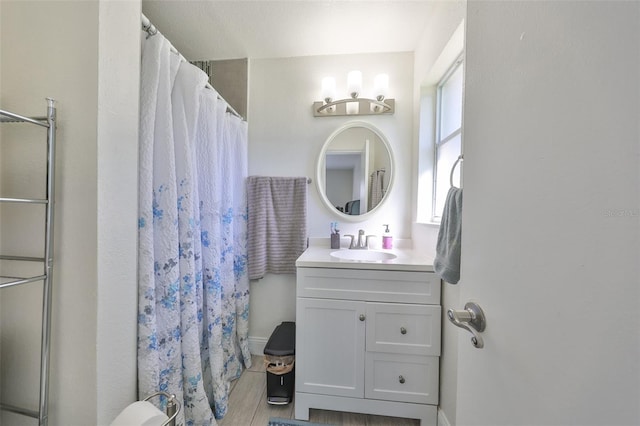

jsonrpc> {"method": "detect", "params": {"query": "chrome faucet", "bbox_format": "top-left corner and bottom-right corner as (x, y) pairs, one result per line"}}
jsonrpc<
(345, 229), (375, 250)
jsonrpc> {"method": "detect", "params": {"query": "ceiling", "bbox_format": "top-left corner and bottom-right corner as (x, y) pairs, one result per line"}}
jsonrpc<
(141, 1), (438, 61)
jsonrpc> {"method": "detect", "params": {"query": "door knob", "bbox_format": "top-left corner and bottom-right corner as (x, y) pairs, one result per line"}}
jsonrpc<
(447, 302), (486, 349)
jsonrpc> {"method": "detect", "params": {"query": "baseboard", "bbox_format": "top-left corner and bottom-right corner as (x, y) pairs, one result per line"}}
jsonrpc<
(438, 407), (452, 426)
(249, 336), (268, 355)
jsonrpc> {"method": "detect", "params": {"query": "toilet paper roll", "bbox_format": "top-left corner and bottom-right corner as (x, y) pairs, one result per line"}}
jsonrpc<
(110, 401), (169, 426)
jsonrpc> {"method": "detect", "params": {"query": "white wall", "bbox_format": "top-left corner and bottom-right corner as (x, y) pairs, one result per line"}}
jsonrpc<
(96, 1), (140, 424)
(1, 2), (99, 423)
(247, 52), (414, 345)
(410, 3), (465, 425)
(0, 1), (139, 424)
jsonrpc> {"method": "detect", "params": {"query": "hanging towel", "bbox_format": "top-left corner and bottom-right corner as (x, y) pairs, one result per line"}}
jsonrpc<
(434, 187), (463, 284)
(247, 176), (308, 280)
(369, 169), (385, 210)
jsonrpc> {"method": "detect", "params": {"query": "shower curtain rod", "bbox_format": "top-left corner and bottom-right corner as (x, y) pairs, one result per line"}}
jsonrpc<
(141, 14), (244, 121)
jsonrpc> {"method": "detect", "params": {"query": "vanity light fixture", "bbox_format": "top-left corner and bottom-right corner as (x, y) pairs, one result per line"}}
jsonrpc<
(313, 71), (395, 117)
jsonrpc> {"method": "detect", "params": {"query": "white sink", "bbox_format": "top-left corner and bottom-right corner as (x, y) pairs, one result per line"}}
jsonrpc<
(330, 250), (398, 262)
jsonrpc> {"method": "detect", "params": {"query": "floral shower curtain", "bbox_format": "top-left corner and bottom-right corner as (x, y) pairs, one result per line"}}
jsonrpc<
(137, 32), (251, 426)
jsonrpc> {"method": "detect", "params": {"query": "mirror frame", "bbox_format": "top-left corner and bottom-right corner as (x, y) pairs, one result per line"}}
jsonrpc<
(316, 121), (395, 222)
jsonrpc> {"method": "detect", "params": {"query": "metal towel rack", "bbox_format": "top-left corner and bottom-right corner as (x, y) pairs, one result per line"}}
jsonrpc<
(0, 98), (56, 426)
(449, 154), (463, 188)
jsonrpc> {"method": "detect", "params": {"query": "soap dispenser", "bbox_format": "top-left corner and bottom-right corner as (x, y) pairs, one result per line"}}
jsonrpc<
(382, 224), (393, 249)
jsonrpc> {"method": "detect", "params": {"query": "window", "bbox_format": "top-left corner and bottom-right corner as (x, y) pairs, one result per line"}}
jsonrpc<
(415, 20), (464, 225)
(432, 56), (463, 221)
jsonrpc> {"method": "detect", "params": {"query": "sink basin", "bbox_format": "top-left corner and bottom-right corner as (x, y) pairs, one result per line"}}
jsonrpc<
(330, 250), (398, 262)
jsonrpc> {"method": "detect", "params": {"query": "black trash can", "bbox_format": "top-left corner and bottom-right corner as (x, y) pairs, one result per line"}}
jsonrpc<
(263, 321), (295, 405)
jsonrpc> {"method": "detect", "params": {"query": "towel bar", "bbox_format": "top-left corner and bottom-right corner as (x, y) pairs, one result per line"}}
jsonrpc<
(449, 154), (463, 188)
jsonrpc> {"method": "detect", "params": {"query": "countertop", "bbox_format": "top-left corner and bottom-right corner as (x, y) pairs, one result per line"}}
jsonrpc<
(295, 239), (435, 272)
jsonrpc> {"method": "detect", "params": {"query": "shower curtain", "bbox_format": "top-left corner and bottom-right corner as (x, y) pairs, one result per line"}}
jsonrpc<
(137, 33), (251, 426)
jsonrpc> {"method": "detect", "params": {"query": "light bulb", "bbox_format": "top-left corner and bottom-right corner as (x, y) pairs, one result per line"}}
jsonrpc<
(374, 73), (389, 101)
(321, 76), (336, 103)
(347, 70), (362, 99)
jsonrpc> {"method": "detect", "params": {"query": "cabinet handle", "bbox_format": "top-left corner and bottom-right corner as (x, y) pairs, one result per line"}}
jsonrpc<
(400, 327), (407, 335)
(359, 314), (366, 321)
(399, 375), (405, 384)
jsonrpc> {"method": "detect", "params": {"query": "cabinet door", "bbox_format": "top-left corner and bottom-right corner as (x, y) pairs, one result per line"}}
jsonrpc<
(366, 302), (441, 356)
(296, 297), (365, 398)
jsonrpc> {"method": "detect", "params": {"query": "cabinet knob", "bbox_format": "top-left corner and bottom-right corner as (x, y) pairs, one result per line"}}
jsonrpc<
(400, 327), (407, 335)
(399, 375), (405, 384)
(359, 314), (366, 321)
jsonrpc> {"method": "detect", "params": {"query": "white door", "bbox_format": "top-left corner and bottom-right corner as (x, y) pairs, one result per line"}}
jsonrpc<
(455, 2), (640, 426)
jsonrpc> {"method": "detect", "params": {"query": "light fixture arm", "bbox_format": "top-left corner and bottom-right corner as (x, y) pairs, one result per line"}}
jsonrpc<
(313, 98), (395, 117)
(315, 71), (393, 117)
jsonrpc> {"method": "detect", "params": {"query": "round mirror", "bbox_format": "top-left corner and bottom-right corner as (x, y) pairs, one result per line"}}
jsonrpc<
(316, 121), (394, 221)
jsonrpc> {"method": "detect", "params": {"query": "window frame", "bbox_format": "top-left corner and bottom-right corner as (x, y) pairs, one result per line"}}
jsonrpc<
(432, 54), (464, 222)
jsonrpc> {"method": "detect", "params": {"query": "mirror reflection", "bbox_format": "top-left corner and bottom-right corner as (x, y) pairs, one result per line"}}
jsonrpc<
(317, 123), (393, 218)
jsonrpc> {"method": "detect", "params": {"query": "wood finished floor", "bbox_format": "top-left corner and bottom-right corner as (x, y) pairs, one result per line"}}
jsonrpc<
(218, 355), (420, 426)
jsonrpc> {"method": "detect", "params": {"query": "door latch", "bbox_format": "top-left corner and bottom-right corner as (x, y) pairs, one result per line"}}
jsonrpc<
(447, 302), (486, 349)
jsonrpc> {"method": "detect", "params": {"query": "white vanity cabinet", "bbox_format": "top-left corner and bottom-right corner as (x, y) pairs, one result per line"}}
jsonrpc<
(295, 266), (441, 425)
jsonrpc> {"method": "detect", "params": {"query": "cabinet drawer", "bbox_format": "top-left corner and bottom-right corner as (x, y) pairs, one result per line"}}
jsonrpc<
(297, 267), (440, 304)
(365, 352), (439, 405)
(366, 303), (441, 356)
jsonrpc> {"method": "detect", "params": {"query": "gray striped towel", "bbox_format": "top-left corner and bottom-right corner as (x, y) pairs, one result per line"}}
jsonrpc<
(247, 176), (308, 280)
